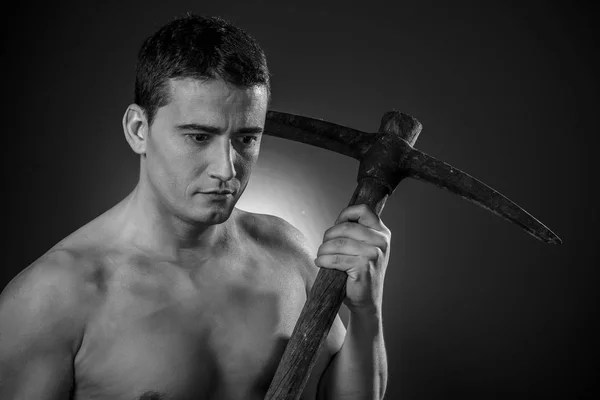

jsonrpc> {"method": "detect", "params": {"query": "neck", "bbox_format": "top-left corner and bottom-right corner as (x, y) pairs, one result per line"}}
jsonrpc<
(111, 183), (237, 260)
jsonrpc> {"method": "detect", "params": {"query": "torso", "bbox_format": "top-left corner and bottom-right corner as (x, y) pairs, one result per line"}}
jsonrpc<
(54, 208), (318, 400)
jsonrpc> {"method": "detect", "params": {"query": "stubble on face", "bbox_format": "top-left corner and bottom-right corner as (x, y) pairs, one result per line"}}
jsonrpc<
(142, 78), (269, 226)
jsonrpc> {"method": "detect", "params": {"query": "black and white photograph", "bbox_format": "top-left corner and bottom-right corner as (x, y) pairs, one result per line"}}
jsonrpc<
(1, 1), (597, 399)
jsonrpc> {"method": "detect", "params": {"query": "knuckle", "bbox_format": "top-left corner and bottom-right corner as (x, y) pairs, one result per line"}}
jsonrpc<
(368, 247), (381, 261)
(339, 222), (353, 231)
(379, 240), (389, 254)
(380, 222), (390, 234)
(360, 204), (374, 216)
(371, 231), (387, 251)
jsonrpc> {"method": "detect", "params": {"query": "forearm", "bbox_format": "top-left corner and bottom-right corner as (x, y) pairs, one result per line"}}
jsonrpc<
(321, 309), (388, 400)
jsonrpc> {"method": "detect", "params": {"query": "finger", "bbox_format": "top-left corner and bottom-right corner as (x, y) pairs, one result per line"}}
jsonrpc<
(335, 204), (379, 227)
(317, 236), (381, 259)
(322, 223), (388, 252)
(314, 254), (370, 274)
(335, 204), (389, 234)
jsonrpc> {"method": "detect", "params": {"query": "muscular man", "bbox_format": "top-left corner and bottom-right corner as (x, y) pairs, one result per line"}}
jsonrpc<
(0, 14), (390, 400)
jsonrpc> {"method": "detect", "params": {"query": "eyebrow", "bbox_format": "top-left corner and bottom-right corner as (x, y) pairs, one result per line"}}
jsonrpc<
(175, 123), (263, 134)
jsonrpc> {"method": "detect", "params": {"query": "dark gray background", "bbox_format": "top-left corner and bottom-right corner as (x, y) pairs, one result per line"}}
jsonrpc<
(2, 0), (597, 398)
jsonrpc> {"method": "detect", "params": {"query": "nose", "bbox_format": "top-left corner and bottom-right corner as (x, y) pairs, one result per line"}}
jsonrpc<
(207, 137), (236, 182)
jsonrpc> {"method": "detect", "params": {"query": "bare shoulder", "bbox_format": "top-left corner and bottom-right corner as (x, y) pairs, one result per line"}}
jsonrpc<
(2, 249), (83, 301)
(235, 209), (316, 280)
(0, 248), (97, 397)
(0, 248), (95, 351)
(236, 209), (309, 246)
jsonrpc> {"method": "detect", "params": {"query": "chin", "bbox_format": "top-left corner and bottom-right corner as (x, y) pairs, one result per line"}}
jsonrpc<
(188, 205), (235, 226)
(182, 192), (242, 225)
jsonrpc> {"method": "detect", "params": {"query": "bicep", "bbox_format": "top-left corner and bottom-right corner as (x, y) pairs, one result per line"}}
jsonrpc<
(0, 350), (75, 400)
(0, 259), (82, 399)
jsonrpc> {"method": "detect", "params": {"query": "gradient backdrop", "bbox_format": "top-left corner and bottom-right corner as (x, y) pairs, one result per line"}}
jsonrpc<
(2, 1), (597, 398)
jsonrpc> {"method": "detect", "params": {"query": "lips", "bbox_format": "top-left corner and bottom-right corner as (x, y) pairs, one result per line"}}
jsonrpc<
(204, 190), (233, 195)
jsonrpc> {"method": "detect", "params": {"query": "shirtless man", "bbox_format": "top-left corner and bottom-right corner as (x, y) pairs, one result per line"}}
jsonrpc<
(0, 14), (390, 400)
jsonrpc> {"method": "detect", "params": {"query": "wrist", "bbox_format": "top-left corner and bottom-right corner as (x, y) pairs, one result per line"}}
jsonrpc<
(348, 305), (383, 334)
(348, 304), (382, 319)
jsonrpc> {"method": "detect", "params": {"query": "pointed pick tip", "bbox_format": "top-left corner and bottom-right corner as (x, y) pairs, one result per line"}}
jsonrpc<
(536, 230), (562, 245)
(546, 235), (563, 245)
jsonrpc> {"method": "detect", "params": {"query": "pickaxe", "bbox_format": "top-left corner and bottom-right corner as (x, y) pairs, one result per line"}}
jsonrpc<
(262, 110), (561, 400)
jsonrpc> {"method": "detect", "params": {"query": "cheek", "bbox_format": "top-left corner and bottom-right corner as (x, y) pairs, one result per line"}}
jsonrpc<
(147, 136), (195, 193)
(235, 152), (258, 179)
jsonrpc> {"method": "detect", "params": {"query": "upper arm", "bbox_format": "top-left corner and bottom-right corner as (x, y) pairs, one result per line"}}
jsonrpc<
(266, 215), (347, 400)
(0, 251), (86, 399)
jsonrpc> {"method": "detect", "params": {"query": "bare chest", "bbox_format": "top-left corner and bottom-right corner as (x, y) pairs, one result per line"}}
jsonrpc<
(73, 253), (306, 400)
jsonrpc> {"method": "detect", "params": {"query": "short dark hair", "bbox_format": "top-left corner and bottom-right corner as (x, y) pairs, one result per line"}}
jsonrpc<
(134, 14), (271, 127)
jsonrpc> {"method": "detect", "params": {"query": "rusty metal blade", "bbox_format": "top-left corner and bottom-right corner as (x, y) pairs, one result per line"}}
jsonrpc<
(405, 148), (562, 244)
(265, 110), (373, 159)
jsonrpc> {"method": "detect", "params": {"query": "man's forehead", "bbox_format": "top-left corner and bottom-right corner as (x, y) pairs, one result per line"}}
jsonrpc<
(158, 78), (268, 127)
(166, 78), (267, 108)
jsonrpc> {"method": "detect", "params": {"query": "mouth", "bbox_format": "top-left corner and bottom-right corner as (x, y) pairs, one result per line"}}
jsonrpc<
(203, 190), (234, 195)
(199, 190), (234, 200)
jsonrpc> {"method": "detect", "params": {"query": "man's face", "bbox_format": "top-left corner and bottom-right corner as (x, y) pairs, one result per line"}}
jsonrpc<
(143, 78), (268, 225)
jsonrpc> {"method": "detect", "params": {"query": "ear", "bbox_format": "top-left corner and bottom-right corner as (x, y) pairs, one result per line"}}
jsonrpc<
(122, 104), (149, 155)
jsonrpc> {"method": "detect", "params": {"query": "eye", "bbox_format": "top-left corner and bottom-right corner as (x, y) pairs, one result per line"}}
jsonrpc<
(238, 136), (258, 145)
(188, 134), (210, 143)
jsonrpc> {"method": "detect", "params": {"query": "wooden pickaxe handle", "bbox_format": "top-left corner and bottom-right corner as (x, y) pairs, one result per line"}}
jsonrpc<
(265, 111), (421, 400)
